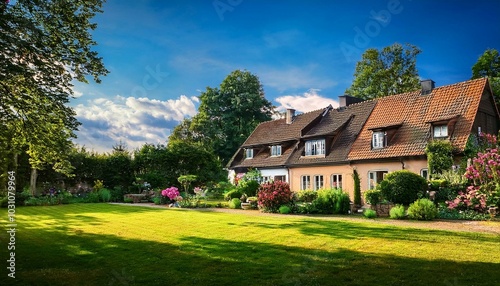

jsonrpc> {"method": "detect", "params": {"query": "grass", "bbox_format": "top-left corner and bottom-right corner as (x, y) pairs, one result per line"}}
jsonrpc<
(1, 204), (500, 285)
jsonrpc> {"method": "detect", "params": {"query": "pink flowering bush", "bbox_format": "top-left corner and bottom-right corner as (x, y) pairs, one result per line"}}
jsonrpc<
(257, 181), (293, 213)
(161, 186), (180, 200)
(447, 133), (500, 212)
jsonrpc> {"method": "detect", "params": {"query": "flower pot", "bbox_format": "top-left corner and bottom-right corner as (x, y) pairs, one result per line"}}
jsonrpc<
(241, 202), (252, 210)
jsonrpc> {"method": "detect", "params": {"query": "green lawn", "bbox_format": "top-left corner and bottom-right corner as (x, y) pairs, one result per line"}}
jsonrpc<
(1, 204), (499, 286)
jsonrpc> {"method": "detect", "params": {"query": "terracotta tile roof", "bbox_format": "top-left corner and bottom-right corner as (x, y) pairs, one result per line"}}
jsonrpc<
(348, 78), (489, 161)
(287, 100), (377, 165)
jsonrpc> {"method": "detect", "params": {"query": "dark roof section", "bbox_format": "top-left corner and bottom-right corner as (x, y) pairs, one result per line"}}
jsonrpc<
(287, 100), (377, 166)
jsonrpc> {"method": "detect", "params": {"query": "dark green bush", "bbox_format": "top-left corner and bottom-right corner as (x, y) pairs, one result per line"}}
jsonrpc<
(229, 198), (241, 209)
(364, 189), (382, 205)
(237, 179), (260, 197)
(407, 198), (438, 220)
(389, 205), (406, 219)
(0, 197), (8, 208)
(279, 205), (291, 214)
(379, 170), (427, 205)
(312, 188), (350, 214)
(110, 186), (126, 202)
(98, 188), (111, 202)
(296, 189), (317, 202)
(353, 169), (362, 205)
(425, 140), (453, 177)
(363, 209), (377, 218)
(86, 192), (100, 203)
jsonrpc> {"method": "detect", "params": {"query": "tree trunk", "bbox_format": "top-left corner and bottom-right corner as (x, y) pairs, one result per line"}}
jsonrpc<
(30, 168), (38, 196)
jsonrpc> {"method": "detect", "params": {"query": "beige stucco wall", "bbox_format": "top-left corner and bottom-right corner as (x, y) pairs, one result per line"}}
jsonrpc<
(289, 158), (428, 203)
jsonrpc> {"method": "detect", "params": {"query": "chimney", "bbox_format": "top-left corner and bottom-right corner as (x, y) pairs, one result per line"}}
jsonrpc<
(338, 95), (365, 108)
(285, 108), (295, 124)
(420, 79), (435, 95)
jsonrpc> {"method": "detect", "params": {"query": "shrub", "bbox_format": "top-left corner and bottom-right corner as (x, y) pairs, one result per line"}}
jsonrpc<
(364, 189), (382, 205)
(237, 178), (260, 197)
(58, 191), (74, 204)
(379, 170), (427, 205)
(389, 204), (406, 219)
(311, 188), (350, 214)
(407, 198), (438, 220)
(224, 188), (243, 201)
(279, 205), (291, 214)
(437, 204), (490, 220)
(258, 181), (293, 213)
(425, 140), (454, 177)
(86, 192), (100, 203)
(296, 189), (317, 203)
(123, 197), (133, 203)
(363, 209), (377, 218)
(353, 169), (362, 205)
(99, 188), (111, 202)
(0, 197), (8, 208)
(229, 198), (241, 209)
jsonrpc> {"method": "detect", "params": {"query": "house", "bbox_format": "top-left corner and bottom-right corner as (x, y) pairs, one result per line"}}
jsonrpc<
(227, 77), (500, 202)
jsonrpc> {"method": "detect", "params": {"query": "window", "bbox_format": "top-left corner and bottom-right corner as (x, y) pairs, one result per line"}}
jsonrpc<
(313, 175), (324, 191)
(331, 174), (343, 189)
(372, 131), (386, 149)
(301, 175), (311, 190)
(368, 170), (388, 190)
(271, 145), (282, 156)
(420, 168), (428, 179)
(433, 125), (448, 138)
(245, 148), (253, 159)
(305, 139), (325, 156)
(274, 175), (286, 182)
(261, 176), (271, 183)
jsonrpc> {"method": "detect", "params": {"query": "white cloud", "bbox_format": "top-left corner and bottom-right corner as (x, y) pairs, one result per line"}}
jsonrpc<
(275, 89), (339, 113)
(73, 95), (197, 153)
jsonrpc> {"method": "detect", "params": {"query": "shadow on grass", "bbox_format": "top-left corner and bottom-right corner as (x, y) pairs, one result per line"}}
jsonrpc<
(2, 225), (500, 286)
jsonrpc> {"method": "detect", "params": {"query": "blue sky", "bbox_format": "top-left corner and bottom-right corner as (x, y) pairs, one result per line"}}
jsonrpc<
(71, 0), (500, 152)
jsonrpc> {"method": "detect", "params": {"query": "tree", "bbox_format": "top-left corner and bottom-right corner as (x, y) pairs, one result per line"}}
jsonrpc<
(346, 43), (421, 99)
(0, 0), (108, 193)
(471, 48), (500, 104)
(188, 70), (274, 164)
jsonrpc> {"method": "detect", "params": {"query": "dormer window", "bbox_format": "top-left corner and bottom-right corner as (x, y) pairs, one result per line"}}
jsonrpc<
(271, 145), (282, 156)
(372, 131), (386, 149)
(305, 139), (325, 156)
(433, 125), (448, 138)
(245, 148), (253, 159)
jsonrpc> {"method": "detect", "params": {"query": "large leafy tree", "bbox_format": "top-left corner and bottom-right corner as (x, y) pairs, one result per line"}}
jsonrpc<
(471, 48), (500, 103)
(0, 0), (108, 193)
(185, 70), (274, 165)
(346, 43), (421, 99)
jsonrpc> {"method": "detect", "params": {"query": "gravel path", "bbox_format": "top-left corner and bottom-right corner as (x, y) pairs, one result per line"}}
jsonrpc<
(110, 203), (500, 235)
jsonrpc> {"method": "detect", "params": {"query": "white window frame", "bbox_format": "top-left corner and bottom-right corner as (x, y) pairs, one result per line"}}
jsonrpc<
(368, 170), (388, 190)
(372, 131), (386, 149)
(420, 168), (429, 180)
(313, 175), (324, 191)
(331, 174), (343, 189)
(305, 139), (326, 156)
(245, 148), (253, 159)
(271, 145), (282, 156)
(301, 175), (311, 190)
(433, 125), (448, 138)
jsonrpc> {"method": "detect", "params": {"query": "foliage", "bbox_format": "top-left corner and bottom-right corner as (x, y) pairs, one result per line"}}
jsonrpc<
(229, 198), (241, 209)
(437, 204), (490, 221)
(446, 186), (487, 212)
(93, 180), (104, 192)
(0, 0), (108, 194)
(363, 209), (377, 218)
(379, 170), (427, 205)
(295, 189), (317, 203)
(123, 197), (133, 204)
(389, 205), (406, 220)
(257, 181), (293, 213)
(353, 169), (362, 205)
(345, 43), (421, 99)
(237, 177), (260, 197)
(98, 189), (111, 202)
(471, 48), (500, 103)
(407, 199), (438, 221)
(279, 205), (291, 214)
(364, 189), (382, 205)
(425, 140), (454, 178)
(178, 70), (274, 165)
(86, 192), (100, 203)
(224, 189), (243, 201)
(428, 179), (464, 203)
(178, 175), (197, 194)
(311, 188), (351, 214)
